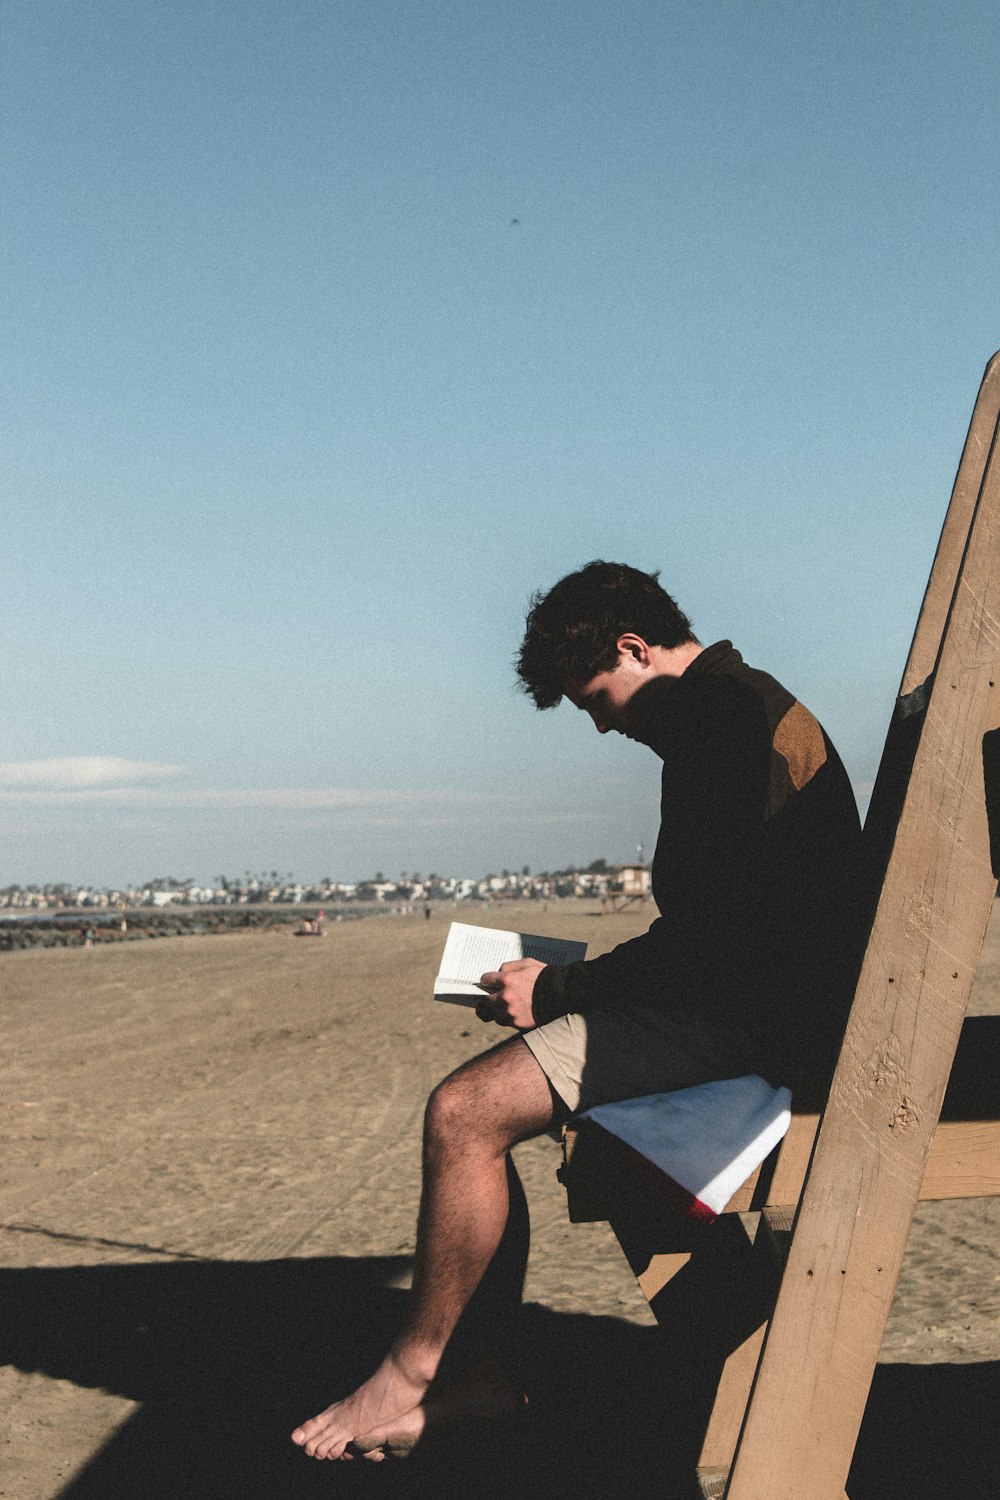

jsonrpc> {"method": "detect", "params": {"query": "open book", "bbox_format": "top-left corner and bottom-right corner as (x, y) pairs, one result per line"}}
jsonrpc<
(434, 921), (587, 1006)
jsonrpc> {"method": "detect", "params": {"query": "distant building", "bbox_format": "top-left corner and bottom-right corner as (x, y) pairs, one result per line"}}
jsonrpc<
(614, 863), (651, 896)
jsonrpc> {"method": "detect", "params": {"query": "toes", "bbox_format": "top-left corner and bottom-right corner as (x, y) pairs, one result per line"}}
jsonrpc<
(291, 1414), (328, 1449)
(293, 1414), (357, 1462)
(300, 1428), (346, 1461)
(349, 1434), (386, 1456)
(315, 1438), (348, 1462)
(350, 1428), (415, 1461)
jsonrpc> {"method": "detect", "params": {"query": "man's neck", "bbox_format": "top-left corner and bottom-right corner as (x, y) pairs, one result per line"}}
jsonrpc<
(648, 640), (704, 680)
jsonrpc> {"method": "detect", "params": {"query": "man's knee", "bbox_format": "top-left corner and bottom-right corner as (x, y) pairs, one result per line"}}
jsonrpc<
(424, 1040), (555, 1152)
(424, 1069), (480, 1148)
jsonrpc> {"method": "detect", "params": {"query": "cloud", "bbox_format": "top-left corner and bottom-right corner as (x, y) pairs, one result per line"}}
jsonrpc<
(0, 762), (576, 814)
(0, 757), (187, 790)
(0, 783), (530, 809)
(118, 787), (402, 808)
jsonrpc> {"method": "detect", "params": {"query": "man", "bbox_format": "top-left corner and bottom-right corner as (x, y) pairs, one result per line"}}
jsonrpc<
(292, 561), (862, 1462)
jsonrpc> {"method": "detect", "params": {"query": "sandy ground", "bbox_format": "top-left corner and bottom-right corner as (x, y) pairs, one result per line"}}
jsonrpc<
(2, 900), (998, 1500)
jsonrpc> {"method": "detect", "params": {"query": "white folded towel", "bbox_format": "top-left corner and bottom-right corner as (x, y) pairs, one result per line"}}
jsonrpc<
(579, 1074), (793, 1223)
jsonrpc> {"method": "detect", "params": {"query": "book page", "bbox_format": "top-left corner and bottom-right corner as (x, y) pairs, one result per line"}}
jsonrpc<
(434, 921), (587, 1004)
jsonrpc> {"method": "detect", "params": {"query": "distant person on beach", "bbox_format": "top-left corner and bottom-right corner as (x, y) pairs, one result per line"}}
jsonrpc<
(292, 561), (863, 1462)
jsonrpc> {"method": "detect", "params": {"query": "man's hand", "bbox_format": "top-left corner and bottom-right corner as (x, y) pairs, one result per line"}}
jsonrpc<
(475, 957), (546, 1030)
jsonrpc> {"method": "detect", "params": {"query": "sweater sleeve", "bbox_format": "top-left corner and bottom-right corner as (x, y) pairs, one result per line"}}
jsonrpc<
(531, 920), (672, 1024)
(530, 677), (771, 1028)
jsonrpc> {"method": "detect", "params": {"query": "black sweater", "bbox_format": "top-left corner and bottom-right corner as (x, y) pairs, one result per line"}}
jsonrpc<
(531, 642), (864, 1094)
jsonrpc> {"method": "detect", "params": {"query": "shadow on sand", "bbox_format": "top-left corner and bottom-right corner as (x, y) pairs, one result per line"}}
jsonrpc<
(1, 1255), (996, 1499)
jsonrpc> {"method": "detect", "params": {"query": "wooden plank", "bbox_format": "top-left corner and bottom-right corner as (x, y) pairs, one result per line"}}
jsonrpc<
(725, 1116), (1000, 1211)
(764, 1116), (818, 1208)
(635, 1250), (691, 1302)
(721, 1116), (818, 1213)
(919, 1118), (1000, 1199)
(901, 352), (1000, 693)
(724, 387), (1000, 1499)
(697, 1326), (767, 1476)
(863, 353), (1000, 897)
(697, 1213), (784, 1475)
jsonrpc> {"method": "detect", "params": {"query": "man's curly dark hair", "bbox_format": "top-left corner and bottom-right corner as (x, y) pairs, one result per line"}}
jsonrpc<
(516, 561), (695, 709)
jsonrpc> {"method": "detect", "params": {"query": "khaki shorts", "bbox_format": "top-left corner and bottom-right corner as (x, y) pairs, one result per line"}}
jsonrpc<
(522, 1002), (763, 1115)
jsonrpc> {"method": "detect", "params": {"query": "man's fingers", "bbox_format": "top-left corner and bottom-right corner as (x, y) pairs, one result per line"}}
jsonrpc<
(475, 996), (515, 1027)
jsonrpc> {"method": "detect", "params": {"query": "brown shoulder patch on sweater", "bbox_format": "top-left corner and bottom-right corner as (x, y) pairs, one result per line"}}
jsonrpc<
(773, 700), (828, 792)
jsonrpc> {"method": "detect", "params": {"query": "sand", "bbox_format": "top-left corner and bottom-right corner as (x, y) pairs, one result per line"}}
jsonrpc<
(2, 900), (998, 1499)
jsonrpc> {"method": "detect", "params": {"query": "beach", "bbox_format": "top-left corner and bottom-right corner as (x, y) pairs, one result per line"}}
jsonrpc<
(2, 900), (998, 1499)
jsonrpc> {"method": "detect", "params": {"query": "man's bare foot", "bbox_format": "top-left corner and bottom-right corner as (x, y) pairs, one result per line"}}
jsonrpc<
(348, 1359), (528, 1462)
(290, 1354), (431, 1461)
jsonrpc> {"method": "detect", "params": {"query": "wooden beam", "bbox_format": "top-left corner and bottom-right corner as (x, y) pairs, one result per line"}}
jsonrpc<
(918, 1118), (1000, 1199)
(697, 1213), (784, 1476)
(724, 1115), (1000, 1212)
(902, 352), (1000, 693)
(863, 353), (1000, 886)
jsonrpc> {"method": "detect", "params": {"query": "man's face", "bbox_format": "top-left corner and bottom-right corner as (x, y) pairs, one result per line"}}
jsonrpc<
(564, 658), (645, 736)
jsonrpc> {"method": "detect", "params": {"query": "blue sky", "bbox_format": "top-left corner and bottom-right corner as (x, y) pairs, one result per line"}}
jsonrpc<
(3, 1), (999, 887)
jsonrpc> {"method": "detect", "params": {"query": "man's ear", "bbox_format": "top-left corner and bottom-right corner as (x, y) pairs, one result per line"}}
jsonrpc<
(614, 630), (653, 660)
(615, 633), (653, 666)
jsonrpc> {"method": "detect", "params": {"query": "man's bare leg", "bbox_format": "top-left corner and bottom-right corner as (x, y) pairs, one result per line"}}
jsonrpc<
(290, 1036), (559, 1460)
